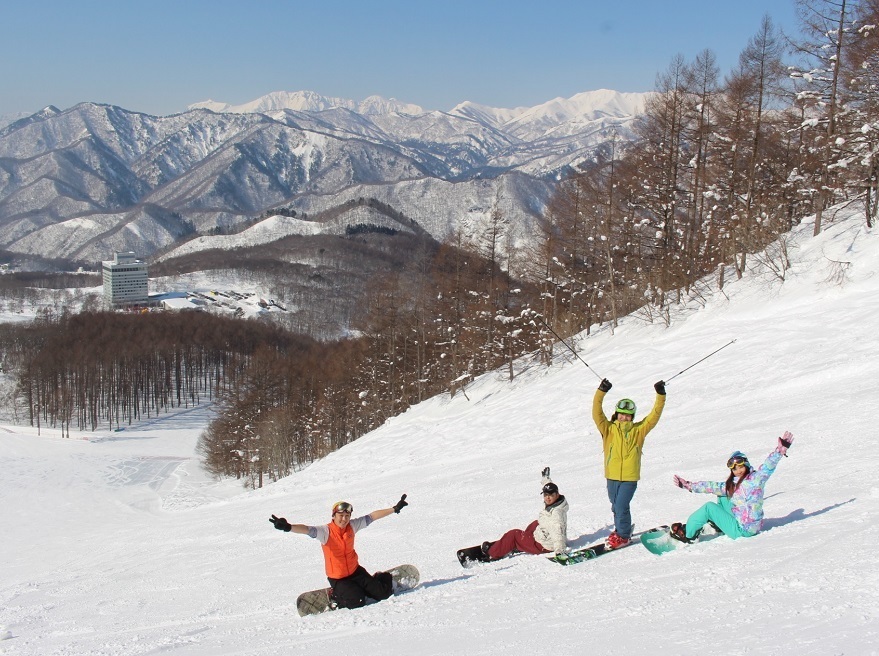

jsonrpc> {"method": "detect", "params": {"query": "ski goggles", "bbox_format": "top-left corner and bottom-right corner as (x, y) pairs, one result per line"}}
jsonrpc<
(615, 399), (636, 414)
(727, 456), (749, 469)
(332, 501), (353, 515)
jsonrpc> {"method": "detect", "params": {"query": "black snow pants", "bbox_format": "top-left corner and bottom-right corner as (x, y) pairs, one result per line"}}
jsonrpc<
(328, 565), (393, 609)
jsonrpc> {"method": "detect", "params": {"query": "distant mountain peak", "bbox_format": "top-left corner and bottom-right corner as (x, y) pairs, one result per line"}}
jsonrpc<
(450, 89), (650, 130)
(0, 105), (63, 135)
(188, 90), (425, 116)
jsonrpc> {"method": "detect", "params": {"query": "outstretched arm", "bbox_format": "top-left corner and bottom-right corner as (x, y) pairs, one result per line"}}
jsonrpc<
(270, 515), (313, 535)
(369, 494), (408, 521)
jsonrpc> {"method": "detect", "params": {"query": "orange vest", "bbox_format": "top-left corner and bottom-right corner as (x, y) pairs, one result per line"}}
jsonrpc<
(321, 521), (359, 579)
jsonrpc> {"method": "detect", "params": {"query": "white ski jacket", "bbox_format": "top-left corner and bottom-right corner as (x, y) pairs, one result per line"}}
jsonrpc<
(534, 476), (569, 554)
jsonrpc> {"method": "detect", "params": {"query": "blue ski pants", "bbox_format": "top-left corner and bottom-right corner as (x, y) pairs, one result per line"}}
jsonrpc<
(685, 496), (748, 540)
(607, 479), (638, 539)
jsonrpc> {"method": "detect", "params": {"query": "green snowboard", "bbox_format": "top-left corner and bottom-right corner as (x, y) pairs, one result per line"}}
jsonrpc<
(641, 525), (723, 555)
(296, 564), (420, 617)
(548, 526), (668, 565)
(640, 527), (682, 555)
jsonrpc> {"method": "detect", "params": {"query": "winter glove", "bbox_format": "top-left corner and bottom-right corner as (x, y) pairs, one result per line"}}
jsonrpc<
(673, 475), (692, 492)
(393, 494), (408, 514)
(777, 431), (794, 457)
(270, 514), (292, 532)
(654, 380), (666, 395)
(598, 378), (613, 393)
(542, 466), (550, 478)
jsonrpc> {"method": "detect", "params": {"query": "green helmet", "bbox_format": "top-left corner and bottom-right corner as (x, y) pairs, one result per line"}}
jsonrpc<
(615, 398), (636, 415)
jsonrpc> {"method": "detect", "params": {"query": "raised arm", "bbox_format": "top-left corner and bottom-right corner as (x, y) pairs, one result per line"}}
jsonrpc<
(634, 384), (666, 436)
(593, 379), (612, 434)
(369, 494), (409, 521)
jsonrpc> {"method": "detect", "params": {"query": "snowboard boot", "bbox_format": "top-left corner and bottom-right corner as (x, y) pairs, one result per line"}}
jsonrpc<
(480, 541), (496, 560)
(605, 531), (631, 550)
(670, 522), (699, 544)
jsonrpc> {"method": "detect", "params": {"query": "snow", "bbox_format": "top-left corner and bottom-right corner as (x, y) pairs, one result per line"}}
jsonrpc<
(188, 91), (425, 117)
(157, 215), (325, 260)
(2, 206), (879, 654)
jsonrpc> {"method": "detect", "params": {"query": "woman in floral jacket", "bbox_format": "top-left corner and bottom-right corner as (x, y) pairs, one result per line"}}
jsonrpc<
(669, 431), (794, 542)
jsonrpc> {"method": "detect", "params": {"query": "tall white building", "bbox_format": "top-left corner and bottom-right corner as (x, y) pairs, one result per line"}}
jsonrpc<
(102, 252), (148, 308)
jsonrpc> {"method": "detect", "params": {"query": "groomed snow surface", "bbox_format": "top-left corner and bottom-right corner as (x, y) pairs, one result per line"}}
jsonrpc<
(2, 207), (878, 655)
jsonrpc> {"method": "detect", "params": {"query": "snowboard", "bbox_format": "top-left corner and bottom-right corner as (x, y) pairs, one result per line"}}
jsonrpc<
(457, 543), (525, 567)
(296, 564), (420, 617)
(641, 524), (722, 555)
(548, 526), (668, 565)
(457, 544), (491, 567)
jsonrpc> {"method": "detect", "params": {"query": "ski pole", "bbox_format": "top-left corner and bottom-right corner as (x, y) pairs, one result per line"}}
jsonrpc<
(537, 316), (603, 380)
(664, 339), (737, 384)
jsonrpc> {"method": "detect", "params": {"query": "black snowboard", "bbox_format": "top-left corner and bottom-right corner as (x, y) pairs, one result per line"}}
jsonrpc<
(457, 544), (490, 567)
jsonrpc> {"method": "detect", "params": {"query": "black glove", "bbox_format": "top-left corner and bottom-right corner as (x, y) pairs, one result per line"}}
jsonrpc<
(542, 466), (550, 478)
(654, 380), (666, 395)
(393, 494), (408, 514)
(270, 514), (292, 532)
(598, 378), (612, 392)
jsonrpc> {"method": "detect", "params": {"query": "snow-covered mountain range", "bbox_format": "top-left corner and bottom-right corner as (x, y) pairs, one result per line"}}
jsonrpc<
(0, 89), (649, 265)
(189, 90), (426, 116)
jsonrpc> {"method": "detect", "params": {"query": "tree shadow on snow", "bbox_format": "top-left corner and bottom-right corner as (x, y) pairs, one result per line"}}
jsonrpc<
(761, 498), (855, 531)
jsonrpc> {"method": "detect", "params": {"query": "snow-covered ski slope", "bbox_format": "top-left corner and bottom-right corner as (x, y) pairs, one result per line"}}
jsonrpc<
(2, 206), (878, 655)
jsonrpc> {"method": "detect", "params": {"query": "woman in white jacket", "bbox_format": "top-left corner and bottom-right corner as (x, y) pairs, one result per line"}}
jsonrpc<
(482, 468), (569, 559)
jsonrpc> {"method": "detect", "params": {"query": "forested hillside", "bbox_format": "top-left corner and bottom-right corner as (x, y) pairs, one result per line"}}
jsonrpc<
(2, 1), (878, 490)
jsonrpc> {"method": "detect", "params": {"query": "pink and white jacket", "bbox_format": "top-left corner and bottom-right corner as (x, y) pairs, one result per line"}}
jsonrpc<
(689, 449), (784, 536)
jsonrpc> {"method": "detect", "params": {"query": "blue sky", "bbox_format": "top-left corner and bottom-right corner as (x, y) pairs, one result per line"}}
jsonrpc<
(0, 0), (800, 117)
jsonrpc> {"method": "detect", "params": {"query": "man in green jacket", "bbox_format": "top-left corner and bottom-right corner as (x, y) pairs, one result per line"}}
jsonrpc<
(592, 378), (666, 548)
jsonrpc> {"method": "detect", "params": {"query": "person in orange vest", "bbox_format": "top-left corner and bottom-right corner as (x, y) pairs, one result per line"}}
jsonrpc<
(270, 494), (408, 609)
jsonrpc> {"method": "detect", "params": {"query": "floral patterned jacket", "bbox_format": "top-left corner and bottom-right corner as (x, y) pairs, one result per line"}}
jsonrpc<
(689, 449), (784, 536)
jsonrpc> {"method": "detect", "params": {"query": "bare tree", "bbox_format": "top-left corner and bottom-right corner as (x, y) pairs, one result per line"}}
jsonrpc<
(790, 0), (855, 235)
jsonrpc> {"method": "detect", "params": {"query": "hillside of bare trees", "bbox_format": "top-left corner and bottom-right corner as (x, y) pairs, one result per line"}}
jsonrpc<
(533, 1), (878, 338)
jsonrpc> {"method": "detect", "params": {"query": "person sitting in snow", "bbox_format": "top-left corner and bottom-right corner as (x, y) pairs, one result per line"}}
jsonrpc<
(592, 378), (666, 549)
(269, 494), (408, 609)
(480, 467), (569, 560)
(670, 432), (794, 542)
